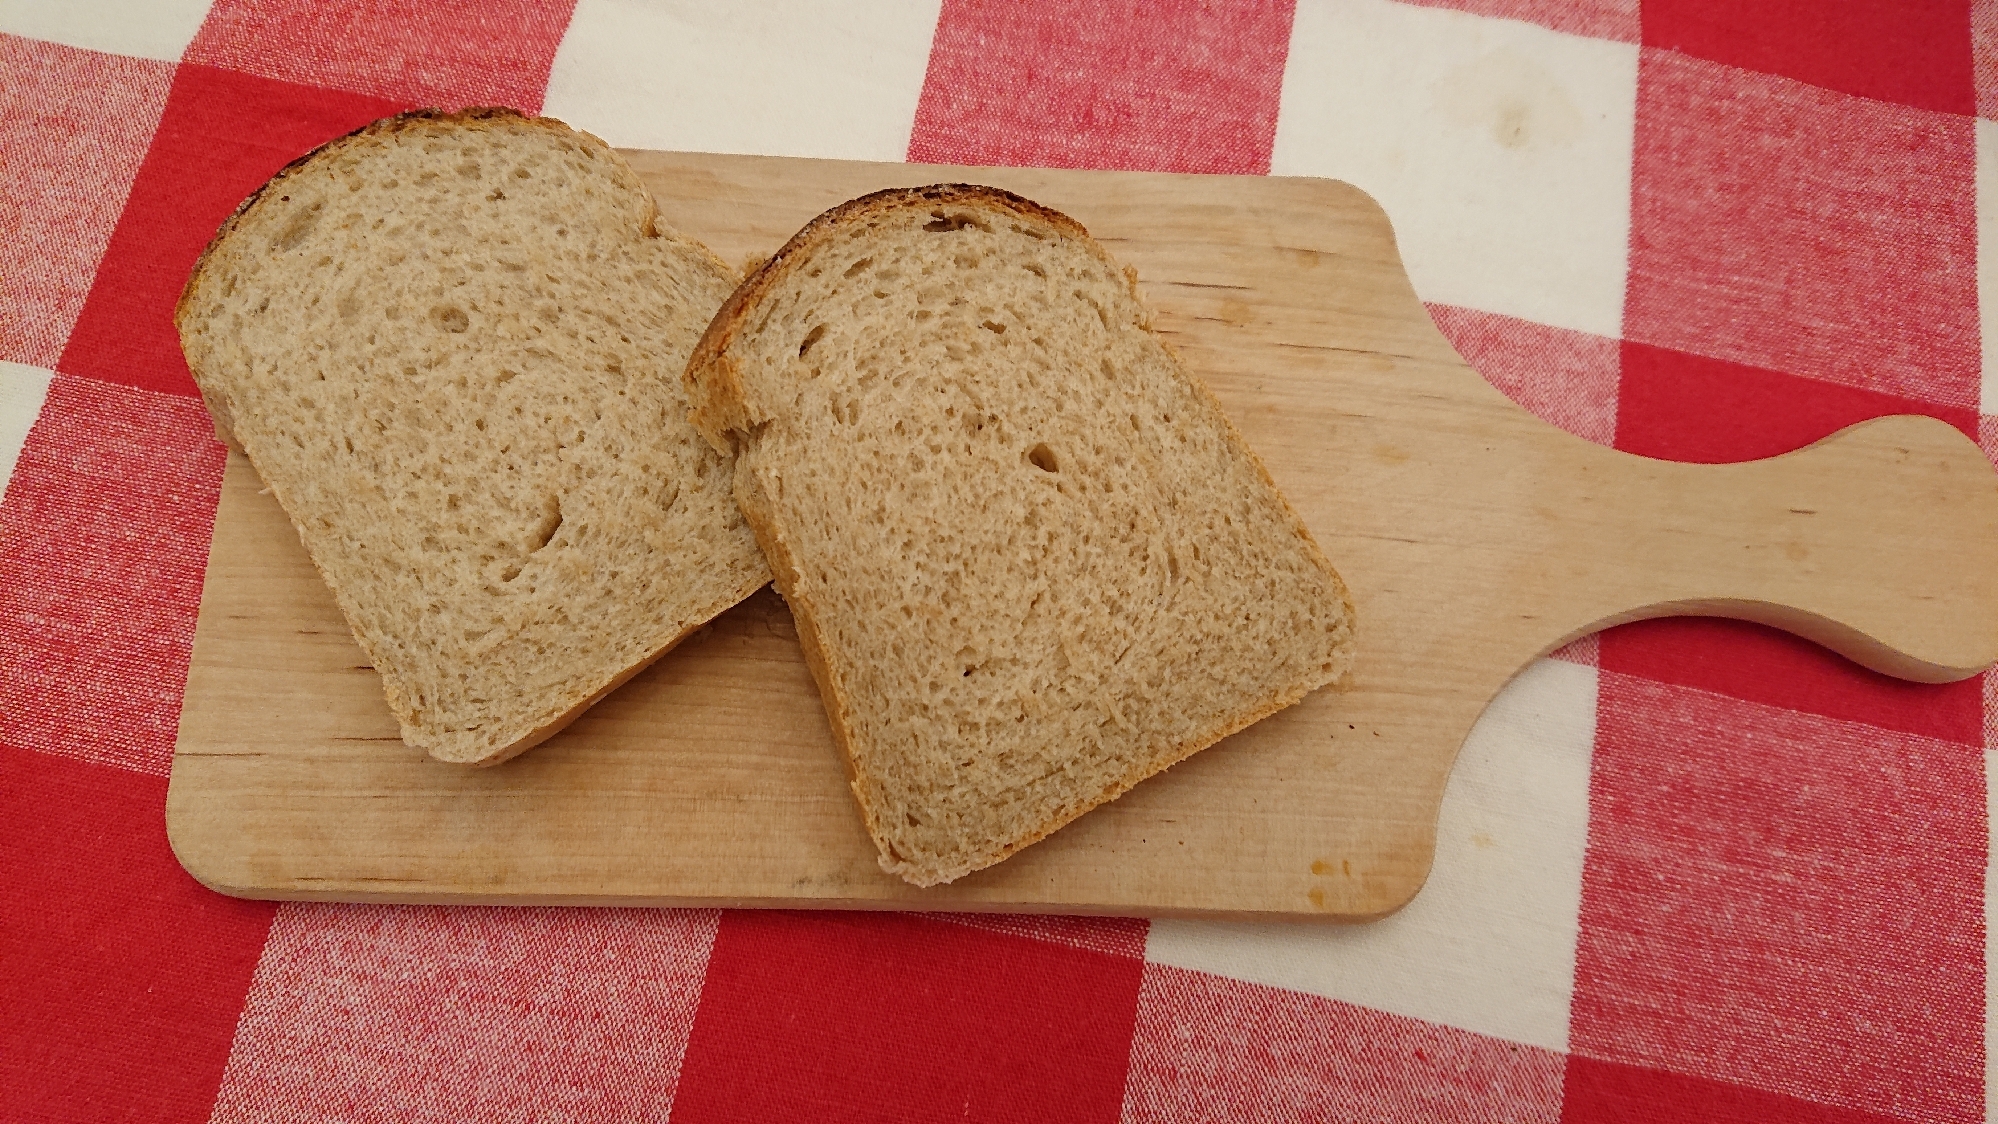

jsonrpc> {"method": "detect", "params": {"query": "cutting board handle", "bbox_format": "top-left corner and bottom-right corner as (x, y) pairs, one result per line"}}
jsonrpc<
(1560, 413), (1998, 683)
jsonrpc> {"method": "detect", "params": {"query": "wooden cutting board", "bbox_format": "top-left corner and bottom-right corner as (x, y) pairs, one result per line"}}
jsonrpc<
(166, 151), (1998, 920)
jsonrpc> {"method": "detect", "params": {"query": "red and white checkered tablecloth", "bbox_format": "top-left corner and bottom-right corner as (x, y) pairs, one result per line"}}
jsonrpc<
(2, 1), (1987, 1120)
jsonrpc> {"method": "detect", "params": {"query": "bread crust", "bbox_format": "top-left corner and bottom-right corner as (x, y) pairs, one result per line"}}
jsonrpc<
(686, 185), (1356, 885)
(726, 468), (880, 844)
(184, 110), (518, 437)
(686, 184), (1096, 451)
(178, 108), (757, 765)
(177, 107), (731, 359)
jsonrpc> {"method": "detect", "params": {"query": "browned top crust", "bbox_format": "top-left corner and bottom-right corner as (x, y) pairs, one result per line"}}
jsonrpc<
(685, 183), (1128, 453)
(175, 108), (594, 332)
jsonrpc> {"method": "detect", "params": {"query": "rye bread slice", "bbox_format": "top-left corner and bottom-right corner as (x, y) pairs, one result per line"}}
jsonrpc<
(686, 184), (1356, 885)
(176, 108), (769, 765)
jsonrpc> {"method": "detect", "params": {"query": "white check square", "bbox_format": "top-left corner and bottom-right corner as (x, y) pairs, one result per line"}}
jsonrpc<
(1275, 0), (1637, 338)
(545, 0), (942, 161)
(1146, 656), (1597, 1053)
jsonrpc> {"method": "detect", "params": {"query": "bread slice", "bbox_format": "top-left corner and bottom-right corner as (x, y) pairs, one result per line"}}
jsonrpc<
(176, 108), (769, 765)
(686, 184), (1356, 885)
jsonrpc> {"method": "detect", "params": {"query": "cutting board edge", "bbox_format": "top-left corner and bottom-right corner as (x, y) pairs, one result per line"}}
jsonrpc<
(162, 732), (1431, 924)
(157, 873), (1406, 924)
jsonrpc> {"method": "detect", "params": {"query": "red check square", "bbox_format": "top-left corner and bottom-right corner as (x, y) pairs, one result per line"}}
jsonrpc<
(1428, 303), (1621, 447)
(672, 911), (1144, 1123)
(1623, 51), (1978, 411)
(0, 35), (174, 370)
(0, 744), (275, 1123)
(0, 376), (224, 776)
(1642, 0), (1973, 116)
(184, 0), (577, 111)
(1563, 1054), (1917, 1124)
(1571, 673), (1985, 1123)
(1123, 964), (1566, 1124)
(911, 0), (1296, 173)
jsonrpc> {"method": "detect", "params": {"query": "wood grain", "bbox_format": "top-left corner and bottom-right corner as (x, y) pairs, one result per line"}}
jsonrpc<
(166, 151), (1998, 919)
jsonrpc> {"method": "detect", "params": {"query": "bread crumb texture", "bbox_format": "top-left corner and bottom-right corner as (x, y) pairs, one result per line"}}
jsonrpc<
(177, 109), (768, 765)
(689, 185), (1356, 885)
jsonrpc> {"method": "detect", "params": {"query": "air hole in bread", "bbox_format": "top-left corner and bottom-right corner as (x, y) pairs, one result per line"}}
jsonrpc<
(799, 324), (827, 357)
(924, 211), (989, 234)
(843, 256), (873, 278)
(1027, 443), (1059, 473)
(528, 497), (562, 553)
(432, 305), (470, 333)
